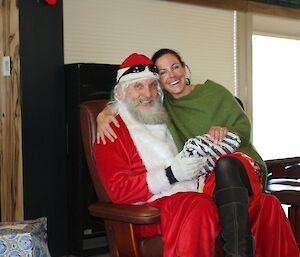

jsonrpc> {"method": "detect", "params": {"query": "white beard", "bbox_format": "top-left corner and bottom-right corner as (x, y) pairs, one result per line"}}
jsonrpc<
(124, 98), (168, 125)
(117, 100), (198, 202)
(116, 100), (177, 170)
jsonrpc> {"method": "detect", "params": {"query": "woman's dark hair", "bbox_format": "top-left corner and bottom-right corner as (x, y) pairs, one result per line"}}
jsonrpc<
(152, 48), (192, 85)
(151, 48), (185, 67)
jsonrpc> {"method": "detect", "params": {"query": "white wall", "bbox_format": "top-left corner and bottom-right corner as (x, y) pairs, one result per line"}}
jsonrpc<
(63, 0), (235, 92)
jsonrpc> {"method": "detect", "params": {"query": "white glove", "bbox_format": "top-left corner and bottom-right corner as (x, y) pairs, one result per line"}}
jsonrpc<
(167, 151), (207, 182)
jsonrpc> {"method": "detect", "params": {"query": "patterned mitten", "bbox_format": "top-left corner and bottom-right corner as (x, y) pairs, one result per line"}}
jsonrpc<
(183, 132), (241, 177)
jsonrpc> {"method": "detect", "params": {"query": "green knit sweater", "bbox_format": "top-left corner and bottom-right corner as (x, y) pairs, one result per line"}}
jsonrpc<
(164, 80), (267, 184)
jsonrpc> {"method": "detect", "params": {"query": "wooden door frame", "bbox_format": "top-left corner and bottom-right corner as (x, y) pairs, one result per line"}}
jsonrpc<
(0, 0), (23, 221)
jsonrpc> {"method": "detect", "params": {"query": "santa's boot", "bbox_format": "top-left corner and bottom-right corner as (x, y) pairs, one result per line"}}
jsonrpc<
(215, 187), (255, 257)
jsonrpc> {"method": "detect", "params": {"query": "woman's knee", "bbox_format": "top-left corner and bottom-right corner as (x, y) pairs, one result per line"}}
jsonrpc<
(215, 156), (241, 183)
(215, 156), (241, 173)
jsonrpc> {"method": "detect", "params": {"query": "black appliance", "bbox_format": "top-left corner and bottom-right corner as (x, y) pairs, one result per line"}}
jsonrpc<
(64, 63), (119, 256)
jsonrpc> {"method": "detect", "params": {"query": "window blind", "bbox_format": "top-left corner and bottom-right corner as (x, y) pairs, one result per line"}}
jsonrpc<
(253, 14), (300, 39)
(63, 0), (235, 92)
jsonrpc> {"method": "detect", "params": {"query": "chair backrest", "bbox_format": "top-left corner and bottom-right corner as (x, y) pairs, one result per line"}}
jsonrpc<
(79, 99), (111, 202)
(235, 96), (244, 110)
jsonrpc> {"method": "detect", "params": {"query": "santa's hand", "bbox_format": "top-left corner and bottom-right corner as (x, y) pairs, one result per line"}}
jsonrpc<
(166, 151), (207, 183)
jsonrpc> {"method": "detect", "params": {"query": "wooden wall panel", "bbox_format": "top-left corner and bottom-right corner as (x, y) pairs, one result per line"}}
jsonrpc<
(18, 1), (67, 254)
(168, 0), (300, 19)
(166, 0), (248, 11)
(248, 1), (300, 19)
(0, 0), (23, 221)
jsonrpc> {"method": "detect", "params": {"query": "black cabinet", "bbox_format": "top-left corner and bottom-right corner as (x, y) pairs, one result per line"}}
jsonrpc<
(64, 63), (119, 256)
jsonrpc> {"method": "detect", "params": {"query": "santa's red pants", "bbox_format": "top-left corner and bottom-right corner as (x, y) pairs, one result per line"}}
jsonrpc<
(135, 154), (299, 257)
(135, 192), (220, 257)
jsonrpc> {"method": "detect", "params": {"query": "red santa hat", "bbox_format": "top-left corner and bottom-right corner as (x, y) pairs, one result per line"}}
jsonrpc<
(116, 53), (159, 84)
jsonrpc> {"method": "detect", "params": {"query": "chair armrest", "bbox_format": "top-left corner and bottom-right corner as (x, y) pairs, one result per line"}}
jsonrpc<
(265, 157), (300, 168)
(266, 157), (300, 179)
(271, 190), (300, 206)
(88, 202), (161, 225)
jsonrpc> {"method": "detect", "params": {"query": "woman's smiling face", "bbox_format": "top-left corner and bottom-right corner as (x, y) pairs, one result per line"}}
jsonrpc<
(155, 53), (190, 99)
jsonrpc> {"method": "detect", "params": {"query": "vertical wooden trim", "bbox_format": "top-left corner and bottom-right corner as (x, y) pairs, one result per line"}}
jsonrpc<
(236, 11), (253, 121)
(0, 0), (23, 221)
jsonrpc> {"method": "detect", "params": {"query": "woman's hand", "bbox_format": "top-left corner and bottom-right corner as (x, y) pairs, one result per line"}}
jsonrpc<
(208, 126), (228, 144)
(96, 106), (119, 144)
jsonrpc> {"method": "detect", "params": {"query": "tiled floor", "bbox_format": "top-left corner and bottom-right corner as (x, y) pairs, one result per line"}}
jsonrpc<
(66, 253), (110, 257)
(91, 254), (110, 257)
(66, 235), (110, 257)
(66, 248), (110, 257)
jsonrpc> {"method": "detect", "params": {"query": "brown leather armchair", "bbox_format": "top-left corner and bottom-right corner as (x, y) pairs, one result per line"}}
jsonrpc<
(79, 99), (224, 257)
(79, 99), (300, 256)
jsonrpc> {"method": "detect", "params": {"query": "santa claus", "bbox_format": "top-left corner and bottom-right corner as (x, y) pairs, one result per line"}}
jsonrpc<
(93, 53), (220, 257)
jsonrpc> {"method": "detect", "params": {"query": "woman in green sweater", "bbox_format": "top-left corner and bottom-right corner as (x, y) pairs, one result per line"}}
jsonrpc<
(96, 49), (298, 257)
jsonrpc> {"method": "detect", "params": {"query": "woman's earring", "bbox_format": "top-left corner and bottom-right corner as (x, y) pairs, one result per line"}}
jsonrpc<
(186, 78), (191, 85)
(185, 64), (192, 85)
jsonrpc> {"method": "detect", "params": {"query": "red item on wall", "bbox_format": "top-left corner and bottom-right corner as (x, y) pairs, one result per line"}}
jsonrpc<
(45, 0), (57, 5)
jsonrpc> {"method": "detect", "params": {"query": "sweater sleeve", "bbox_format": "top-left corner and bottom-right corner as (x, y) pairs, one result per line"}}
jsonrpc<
(200, 81), (251, 149)
(223, 96), (267, 177)
(93, 116), (154, 204)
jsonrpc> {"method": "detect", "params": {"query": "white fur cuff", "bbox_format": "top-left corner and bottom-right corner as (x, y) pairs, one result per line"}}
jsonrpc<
(146, 167), (171, 194)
